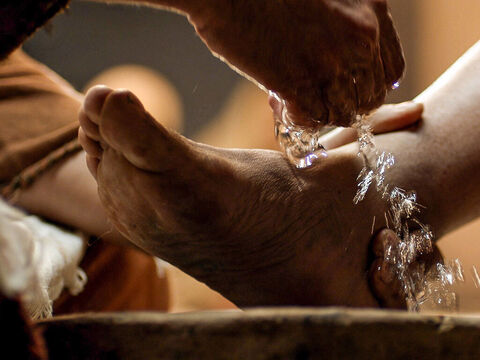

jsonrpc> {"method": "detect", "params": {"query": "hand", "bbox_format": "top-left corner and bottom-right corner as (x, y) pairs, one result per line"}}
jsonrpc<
(191, 0), (404, 128)
(317, 101), (423, 149)
(312, 101), (426, 309)
(269, 99), (423, 150)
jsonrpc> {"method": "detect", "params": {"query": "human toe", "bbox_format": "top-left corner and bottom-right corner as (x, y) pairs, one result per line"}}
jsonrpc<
(78, 127), (102, 158)
(78, 108), (101, 141)
(98, 89), (181, 171)
(85, 154), (100, 179)
(82, 85), (114, 124)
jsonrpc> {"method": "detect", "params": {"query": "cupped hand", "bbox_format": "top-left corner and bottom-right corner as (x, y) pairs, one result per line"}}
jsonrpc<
(190, 0), (404, 128)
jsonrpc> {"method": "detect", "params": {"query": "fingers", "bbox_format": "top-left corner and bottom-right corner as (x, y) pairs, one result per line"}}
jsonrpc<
(266, 0), (405, 130)
(368, 101), (423, 133)
(269, 93), (326, 130)
(268, 93), (283, 118)
(347, 0), (404, 118)
(354, 61), (385, 114)
(269, 96), (422, 151)
(319, 101), (422, 150)
(318, 127), (357, 151)
(370, 0), (405, 88)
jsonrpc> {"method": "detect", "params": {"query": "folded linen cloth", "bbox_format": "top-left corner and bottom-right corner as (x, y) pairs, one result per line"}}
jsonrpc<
(0, 198), (86, 319)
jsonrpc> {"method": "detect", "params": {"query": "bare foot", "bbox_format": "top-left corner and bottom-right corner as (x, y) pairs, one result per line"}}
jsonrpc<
(78, 85), (402, 308)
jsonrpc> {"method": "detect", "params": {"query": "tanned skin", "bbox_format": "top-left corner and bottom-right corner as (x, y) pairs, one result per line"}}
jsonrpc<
(77, 43), (480, 308)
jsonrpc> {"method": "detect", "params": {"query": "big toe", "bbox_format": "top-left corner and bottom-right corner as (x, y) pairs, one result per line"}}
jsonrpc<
(83, 85), (114, 123)
(93, 87), (183, 172)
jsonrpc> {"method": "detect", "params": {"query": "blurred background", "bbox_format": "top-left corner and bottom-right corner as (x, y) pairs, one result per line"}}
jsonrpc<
(23, 0), (480, 311)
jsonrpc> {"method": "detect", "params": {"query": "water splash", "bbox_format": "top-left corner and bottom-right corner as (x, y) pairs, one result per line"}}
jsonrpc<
(392, 81), (401, 90)
(272, 98), (476, 311)
(354, 115), (465, 312)
(273, 94), (327, 168)
(472, 265), (480, 288)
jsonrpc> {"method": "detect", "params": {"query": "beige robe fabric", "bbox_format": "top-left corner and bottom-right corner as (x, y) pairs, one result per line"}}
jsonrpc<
(0, 50), (79, 185)
(0, 50), (169, 313)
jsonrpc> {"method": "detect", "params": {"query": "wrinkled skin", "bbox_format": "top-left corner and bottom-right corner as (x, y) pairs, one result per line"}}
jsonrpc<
(188, 0), (404, 128)
(78, 86), (422, 308)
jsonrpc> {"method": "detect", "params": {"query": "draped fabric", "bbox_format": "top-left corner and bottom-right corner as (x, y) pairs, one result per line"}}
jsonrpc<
(0, 50), (169, 314)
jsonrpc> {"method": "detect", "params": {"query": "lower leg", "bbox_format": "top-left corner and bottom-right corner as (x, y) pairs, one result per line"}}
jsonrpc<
(0, 51), (170, 312)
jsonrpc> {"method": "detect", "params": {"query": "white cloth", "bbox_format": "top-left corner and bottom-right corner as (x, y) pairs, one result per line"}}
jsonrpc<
(0, 199), (87, 319)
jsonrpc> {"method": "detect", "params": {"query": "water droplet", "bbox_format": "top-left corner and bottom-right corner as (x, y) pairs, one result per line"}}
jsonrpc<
(472, 265), (480, 288)
(274, 112), (327, 169)
(354, 114), (461, 312)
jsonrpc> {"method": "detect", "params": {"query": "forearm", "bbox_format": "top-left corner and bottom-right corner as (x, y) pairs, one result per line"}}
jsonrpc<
(13, 151), (131, 247)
